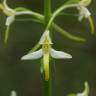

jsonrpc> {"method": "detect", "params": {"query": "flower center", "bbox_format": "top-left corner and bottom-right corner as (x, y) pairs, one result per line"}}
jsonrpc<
(42, 37), (51, 53)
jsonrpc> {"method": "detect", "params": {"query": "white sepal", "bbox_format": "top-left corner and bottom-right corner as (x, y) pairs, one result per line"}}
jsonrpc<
(50, 48), (72, 59)
(78, 7), (91, 21)
(39, 30), (52, 44)
(10, 90), (16, 96)
(21, 49), (43, 60)
(6, 16), (15, 26)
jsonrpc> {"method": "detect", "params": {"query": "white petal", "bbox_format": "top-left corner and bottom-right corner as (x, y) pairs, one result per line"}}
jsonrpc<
(78, 14), (84, 21)
(50, 48), (72, 59)
(77, 82), (89, 96)
(10, 90), (16, 96)
(21, 49), (43, 60)
(84, 8), (91, 18)
(78, 7), (91, 21)
(6, 16), (15, 26)
(39, 30), (52, 44)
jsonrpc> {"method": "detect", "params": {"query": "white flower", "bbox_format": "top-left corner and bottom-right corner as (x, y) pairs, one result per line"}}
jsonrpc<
(77, 82), (89, 96)
(0, 0), (16, 26)
(21, 30), (72, 81)
(0, 0), (34, 26)
(67, 82), (89, 96)
(77, 0), (91, 21)
(10, 90), (16, 96)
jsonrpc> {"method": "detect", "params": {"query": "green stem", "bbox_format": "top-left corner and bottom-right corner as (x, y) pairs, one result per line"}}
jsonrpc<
(4, 25), (10, 44)
(44, 0), (52, 96)
(45, 4), (78, 30)
(44, 80), (51, 96)
(88, 16), (94, 34)
(44, 0), (51, 25)
(52, 23), (86, 42)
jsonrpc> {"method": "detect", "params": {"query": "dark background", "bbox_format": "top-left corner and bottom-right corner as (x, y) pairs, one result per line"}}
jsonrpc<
(0, 0), (96, 96)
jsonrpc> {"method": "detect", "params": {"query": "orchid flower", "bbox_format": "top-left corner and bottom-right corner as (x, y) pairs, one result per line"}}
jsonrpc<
(21, 30), (72, 81)
(10, 90), (16, 96)
(0, 0), (15, 26)
(77, 0), (94, 34)
(0, 0), (37, 42)
(77, 0), (91, 21)
(67, 81), (89, 96)
(77, 82), (89, 96)
(0, 0), (34, 26)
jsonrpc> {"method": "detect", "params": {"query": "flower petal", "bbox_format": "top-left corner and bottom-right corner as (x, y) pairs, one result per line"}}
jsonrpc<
(78, 7), (91, 21)
(21, 49), (43, 60)
(39, 30), (52, 44)
(10, 90), (16, 96)
(50, 48), (72, 59)
(77, 82), (89, 96)
(6, 16), (15, 26)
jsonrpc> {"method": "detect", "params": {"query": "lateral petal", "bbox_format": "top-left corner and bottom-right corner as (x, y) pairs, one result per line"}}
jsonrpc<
(50, 48), (72, 59)
(21, 49), (43, 60)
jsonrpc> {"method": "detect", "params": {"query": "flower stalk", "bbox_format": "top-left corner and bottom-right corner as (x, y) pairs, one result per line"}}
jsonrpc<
(44, 0), (51, 25)
(44, 0), (52, 96)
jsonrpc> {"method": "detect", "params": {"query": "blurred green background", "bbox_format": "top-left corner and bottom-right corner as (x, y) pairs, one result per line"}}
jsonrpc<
(0, 0), (96, 96)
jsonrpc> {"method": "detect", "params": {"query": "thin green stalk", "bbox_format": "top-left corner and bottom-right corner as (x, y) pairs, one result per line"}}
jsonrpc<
(45, 4), (78, 30)
(44, 0), (52, 96)
(52, 23), (86, 42)
(15, 7), (44, 23)
(4, 25), (10, 43)
(44, 0), (51, 25)
(44, 80), (51, 96)
(88, 16), (95, 34)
